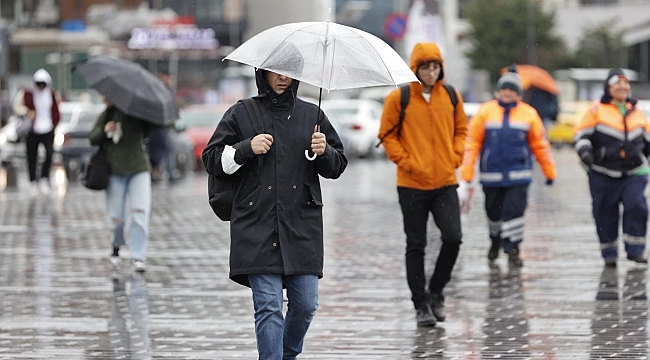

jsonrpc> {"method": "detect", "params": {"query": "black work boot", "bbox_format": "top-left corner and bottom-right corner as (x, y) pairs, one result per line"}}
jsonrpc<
(604, 257), (617, 268)
(428, 292), (446, 322)
(627, 254), (648, 264)
(508, 248), (523, 267)
(488, 236), (500, 261)
(415, 304), (436, 327)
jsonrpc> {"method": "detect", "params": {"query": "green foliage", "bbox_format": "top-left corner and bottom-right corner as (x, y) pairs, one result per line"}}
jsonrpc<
(464, 0), (566, 83)
(571, 21), (628, 68)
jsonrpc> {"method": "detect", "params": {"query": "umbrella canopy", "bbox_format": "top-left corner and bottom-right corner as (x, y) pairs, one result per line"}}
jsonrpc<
(224, 21), (417, 91)
(501, 64), (559, 95)
(75, 57), (178, 126)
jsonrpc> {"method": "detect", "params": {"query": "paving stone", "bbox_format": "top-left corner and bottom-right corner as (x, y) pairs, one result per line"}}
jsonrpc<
(0, 149), (648, 359)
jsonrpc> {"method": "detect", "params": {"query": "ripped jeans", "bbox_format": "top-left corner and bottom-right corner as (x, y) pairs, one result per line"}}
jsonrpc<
(107, 172), (151, 261)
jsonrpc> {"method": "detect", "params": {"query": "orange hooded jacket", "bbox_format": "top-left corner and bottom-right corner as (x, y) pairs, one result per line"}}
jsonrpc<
(378, 43), (467, 190)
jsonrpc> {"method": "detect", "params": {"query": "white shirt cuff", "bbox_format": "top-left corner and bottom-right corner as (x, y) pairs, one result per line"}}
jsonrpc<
(221, 145), (242, 175)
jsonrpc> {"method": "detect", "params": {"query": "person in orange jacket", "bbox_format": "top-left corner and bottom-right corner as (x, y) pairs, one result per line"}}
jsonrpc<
(378, 42), (467, 327)
(459, 71), (556, 267)
(574, 68), (650, 267)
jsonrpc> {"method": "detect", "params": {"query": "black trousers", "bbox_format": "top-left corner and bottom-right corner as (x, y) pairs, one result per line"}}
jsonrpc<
(398, 186), (462, 309)
(26, 131), (54, 182)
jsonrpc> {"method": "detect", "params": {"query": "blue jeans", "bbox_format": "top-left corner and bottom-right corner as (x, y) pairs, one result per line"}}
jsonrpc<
(248, 274), (319, 360)
(107, 172), (151, 261)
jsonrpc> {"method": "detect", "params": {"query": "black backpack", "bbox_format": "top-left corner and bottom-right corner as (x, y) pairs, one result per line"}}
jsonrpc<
(208, 98), (264, 221)
(376, 83), (458, 147)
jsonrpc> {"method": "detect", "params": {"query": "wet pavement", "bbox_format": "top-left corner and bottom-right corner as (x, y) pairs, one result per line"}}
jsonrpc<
(0, 148), (648, 359)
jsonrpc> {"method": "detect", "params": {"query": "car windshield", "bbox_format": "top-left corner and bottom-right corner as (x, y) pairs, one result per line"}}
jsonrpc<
(59, 111), (73, 125)
(75, 109), (103, 132)
(178, 110), (224, 128)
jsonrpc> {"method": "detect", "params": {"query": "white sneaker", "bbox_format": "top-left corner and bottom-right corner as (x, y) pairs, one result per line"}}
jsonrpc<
(109, 255), (122, 268)
(39, 178), (50, 195)
(29, 182), (39, 197)
(132, 260), (146, 273)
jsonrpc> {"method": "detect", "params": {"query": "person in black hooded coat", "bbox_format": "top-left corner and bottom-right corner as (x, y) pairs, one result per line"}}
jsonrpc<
(202, 61), (347, 357)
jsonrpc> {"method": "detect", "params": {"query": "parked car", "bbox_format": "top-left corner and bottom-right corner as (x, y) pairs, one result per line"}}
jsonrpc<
(176, 104), (230, 170)
(0, 115), (26, 168)
(463, 102), (481, 120)
(55, 102), (107, 176)
(321, 99), (385, 158)
(547, 101), (591, 146)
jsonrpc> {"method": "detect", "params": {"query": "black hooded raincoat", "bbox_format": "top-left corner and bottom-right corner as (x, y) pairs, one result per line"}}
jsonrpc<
(202, 70), (347, 287)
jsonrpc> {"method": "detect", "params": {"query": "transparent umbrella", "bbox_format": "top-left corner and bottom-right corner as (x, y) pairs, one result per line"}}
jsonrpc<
(224, 20), (417, 160)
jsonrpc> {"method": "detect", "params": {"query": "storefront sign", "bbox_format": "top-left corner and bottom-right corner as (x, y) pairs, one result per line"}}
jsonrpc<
(128, 27), (218, 50)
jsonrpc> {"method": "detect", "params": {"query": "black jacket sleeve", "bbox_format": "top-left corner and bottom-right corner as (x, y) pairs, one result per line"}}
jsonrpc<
(202, 105), (256, 177)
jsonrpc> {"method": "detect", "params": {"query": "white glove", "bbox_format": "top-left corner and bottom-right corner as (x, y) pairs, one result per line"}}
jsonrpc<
(457, 182), (474, 214)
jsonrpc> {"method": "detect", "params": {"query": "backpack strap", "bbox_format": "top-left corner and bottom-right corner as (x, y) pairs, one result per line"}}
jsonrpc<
(240, 98), (264, 171)
(442, 83), (458, 118)
(396, 83), (410, 139)
(376, 84), (410, 147)
(241, 98), (264, 134)
(376, 83), (458, 147)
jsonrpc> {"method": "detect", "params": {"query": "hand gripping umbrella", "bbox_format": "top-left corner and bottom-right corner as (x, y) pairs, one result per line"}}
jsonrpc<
(75, 56), (178, 126)
(224, 19), (417, 160)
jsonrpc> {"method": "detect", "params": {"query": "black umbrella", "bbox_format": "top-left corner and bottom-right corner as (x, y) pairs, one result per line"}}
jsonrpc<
(75, 56), (178, 126)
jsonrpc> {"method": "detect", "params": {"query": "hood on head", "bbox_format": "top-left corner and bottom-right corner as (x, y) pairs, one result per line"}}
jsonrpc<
(255, 68), (300, 96)
(409, 42), (445, 82)
(33, 68), (52, 85)
(255, 41), (303, 96)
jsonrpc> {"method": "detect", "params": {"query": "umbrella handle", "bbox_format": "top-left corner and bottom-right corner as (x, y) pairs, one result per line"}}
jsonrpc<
(305, 149), (317, 161)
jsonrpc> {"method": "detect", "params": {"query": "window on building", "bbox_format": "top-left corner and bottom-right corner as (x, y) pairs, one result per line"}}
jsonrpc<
(458, 0), (472, 19)
(160, 0), (223, 21)
(0, 0), (15, 20)
(580, 0), (618, 4)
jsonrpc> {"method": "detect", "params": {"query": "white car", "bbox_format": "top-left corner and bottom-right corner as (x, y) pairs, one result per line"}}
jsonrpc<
(321, 99), (385, 158)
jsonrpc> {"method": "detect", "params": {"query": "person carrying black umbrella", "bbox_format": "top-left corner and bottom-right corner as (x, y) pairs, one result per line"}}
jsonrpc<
(88, 100), (156, 273)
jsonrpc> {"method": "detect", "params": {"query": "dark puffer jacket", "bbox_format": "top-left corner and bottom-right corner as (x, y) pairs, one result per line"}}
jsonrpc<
(202, 69), (347, 287)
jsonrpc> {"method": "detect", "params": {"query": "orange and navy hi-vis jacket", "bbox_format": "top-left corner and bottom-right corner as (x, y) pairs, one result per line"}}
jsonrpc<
(378, 42), (467, 190)
(574, 100), (650, 178)
(460, 99), (556, 187)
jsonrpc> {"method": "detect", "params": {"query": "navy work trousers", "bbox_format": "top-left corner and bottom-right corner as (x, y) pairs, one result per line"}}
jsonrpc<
(588, 171), (648, 259)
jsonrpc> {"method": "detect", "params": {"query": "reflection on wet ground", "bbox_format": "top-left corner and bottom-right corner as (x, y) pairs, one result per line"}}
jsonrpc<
(0, 149), (648, 359)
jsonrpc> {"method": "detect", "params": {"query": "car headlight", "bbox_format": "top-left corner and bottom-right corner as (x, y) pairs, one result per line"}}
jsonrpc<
(0, 132), (6, 146)
(54, 133), (65, 147)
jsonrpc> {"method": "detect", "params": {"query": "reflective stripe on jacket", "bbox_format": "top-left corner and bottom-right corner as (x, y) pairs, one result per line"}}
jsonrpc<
(574, 100), (650, 178)
(460, 100), (556, 187)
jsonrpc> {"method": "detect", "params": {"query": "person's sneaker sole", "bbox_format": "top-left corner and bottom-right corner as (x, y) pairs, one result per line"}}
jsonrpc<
(132, 261), (146, 273)
(418, 318), (436, 327)
(627, 255), (648, 264)
(109, 256), (121, 268)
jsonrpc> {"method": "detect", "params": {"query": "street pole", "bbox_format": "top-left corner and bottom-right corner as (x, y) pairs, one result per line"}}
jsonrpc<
(526, 0), (536, 65)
